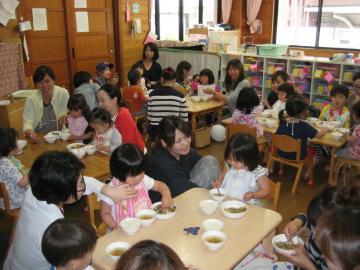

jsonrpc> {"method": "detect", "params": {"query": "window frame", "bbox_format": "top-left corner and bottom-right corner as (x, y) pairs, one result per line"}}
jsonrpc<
(273, 0), (360, 50)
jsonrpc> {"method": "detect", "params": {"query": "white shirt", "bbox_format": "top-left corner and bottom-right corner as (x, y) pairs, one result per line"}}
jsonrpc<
(272, 100), (286, 116)
(4, 176), (104, 270)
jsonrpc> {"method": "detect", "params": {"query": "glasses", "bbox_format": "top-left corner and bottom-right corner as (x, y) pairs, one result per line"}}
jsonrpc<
(77, 176), (86, 193)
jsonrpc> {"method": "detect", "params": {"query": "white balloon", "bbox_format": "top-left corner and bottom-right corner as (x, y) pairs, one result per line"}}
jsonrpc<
(211, 124), (226, 142)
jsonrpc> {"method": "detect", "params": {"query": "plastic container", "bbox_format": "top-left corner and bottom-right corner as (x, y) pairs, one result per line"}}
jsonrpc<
(257, 44), (288, 56)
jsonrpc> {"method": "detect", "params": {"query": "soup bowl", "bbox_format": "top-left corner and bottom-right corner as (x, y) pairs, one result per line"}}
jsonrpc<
(135, 209), (156, 227)
(202, 230), (227, 251)
(105, 241), (131, 261)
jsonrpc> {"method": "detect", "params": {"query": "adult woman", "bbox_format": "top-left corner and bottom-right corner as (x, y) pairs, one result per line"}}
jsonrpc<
(96, 84), (145, 151)
(146, 116), (220, 199)
(4, 151), (135, 270)
(147, 67), (188, 139)
(174, 61), (192, 95)
(23, 66), (69, 141)
(134, 42), (162, 89)
(204, 59), (251, 113)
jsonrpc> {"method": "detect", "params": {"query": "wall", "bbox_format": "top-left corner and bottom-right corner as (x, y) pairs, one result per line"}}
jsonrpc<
(0, 18), (20, 43)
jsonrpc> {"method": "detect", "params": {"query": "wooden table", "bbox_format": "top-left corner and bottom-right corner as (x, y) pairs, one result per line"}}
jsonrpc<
(222, 117), (347, 185)
(91, 188), (282, 270)
(186, 96), (225, 134)
(17, 137), (110, 180)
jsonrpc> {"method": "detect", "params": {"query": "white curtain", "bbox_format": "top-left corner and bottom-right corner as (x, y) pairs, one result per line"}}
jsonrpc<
(222, 0), (233, 24)
(246, 0), (262, 33)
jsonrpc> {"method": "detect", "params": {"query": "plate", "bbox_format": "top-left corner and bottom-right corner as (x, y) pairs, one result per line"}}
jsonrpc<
(151, 202), (178, 220)
(66, 143), (86, 151)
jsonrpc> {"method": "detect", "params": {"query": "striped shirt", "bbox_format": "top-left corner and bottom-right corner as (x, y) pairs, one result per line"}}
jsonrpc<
(147, 86), (188, 126)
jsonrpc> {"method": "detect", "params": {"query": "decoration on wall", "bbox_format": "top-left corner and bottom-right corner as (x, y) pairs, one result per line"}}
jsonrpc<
(32, 8), (48, 31)
(125, 1), (131, 22)
(132, 2), (141, 14)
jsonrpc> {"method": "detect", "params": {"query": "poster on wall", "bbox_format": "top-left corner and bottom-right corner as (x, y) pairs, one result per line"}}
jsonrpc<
(75, 11), (89, 32)
(74, 0), (87, 9)
(32, 8), (48, 31)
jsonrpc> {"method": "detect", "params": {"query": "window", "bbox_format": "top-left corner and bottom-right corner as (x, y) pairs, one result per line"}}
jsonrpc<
(275, 0), (360, 49)
(151, 0), (218, 40)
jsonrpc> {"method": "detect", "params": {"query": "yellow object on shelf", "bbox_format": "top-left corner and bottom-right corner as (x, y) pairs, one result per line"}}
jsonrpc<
(244, 64), (251, 71)
(292, 68), (300, 77)
(265, 79), (272, 88)
(267, 66), (275, 75)
(314, 69), (324, 78)
(317, 85), (324, 94)
(343, 71), (353, 82)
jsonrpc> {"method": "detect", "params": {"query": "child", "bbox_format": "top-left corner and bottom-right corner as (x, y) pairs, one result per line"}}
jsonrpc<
(89, 107), (122, 155)
(319, 85), (350, 128)
(123, 69), (148, 116)
(302, 93), (320, 118)
(94, 61), (116, 87)
(73, 71), (100, 111)
(275, 96), (328, 185)
(265, 70), (289, 108)
(0, 128), (28, 210)
(131, 62), (147, 91)
(272, 83), (296, 118)
(335, 101), (360, 160)
(100, 144), (172, 231)
(66, 94), (93, 142)
(42, 218), (97, 270)
(232, 87), (264, 137)
(215, 133), (270, 205)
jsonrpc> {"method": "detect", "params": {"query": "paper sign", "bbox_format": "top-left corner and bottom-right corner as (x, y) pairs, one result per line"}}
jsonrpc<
(75, 11), (89, 32)
(198, 84), (215, 99)
(74, 0), (87, 8)
(32, 8), (48, 31)
(324, 71), (334, 83)
(250, 63), (258, 72)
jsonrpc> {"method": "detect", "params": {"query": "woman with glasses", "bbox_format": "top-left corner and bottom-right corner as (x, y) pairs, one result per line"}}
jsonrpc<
(23, 66), (70, 142)
(4, 151), (136, 270)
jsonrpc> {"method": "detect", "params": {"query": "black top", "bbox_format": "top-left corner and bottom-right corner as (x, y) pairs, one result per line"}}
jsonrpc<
(146, 147), (201, 200)
(135, 60), (162, 88)
(267, 91), (278, 107)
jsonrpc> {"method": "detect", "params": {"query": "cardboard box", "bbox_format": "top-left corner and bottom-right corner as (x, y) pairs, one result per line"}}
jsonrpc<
(193, 127), (211, 148)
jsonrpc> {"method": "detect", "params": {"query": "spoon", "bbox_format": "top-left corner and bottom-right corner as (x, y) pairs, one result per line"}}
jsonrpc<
(217, 188), (221, 196)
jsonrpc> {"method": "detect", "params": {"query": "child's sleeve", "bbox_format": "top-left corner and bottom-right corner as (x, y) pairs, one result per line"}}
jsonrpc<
(144, 175), (155, 190)
(303, 122), (318, 139)
(110, 128), (122, 153)
(319, 105), (329, 121)
(83, 176), (104, 196)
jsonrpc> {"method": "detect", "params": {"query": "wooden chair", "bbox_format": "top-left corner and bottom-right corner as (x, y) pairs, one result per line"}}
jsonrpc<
(25, 76), (35, 89)
(261, 179), (281, 212)
(333, 157), (360, 185)
(86, 194), (106, 236)
(226, 123), (268, 153)
(266, 135), (307, 194)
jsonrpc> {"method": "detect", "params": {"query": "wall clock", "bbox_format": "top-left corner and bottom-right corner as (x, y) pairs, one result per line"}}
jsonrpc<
(132, 2), (141, 14)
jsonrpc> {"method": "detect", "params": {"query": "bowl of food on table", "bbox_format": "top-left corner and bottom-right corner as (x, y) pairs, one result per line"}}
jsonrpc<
(260, 109), (272, 118)
(220, 200), (248, 219)
(44, 134), (57, 144)
(152, 202), (178, 220)
(330, 131), (343, 141)
(85, 144), (97, 155)
(209, 188), (227, 202)
(306, 117), (318, 125)
(335, 127), (350, 135)
(202, 230), (227, 251)
(199, 199), (218, 215)
(60, 131), (71, 141)
(202, 219), (224, 231)
(191, 96), (201, 103)
(135, 209), (156, 227)
(272, 234), (304, 256)
(119, 217), (141, 235)
(105, 241), (131, 261)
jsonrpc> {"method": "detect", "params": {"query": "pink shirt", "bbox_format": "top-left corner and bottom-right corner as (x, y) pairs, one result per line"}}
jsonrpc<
(349, 124), (360, 159)
(232, 109), (264, 137)
(67, 116), (88, 137)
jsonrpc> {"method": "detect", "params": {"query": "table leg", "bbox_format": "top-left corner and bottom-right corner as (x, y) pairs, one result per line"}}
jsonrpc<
(217, 109), (222, 125)
(191, 113), (197, 133)
(329, 148), (336, 186)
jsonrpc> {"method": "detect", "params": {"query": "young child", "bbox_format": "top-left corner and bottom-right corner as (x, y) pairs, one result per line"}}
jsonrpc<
(89, 107), (122, 155)
(275, 96), (328, 185)
(123, 69), (148, 116)
(42, 218), (97, 270)
(319, 85), (350, 128)
(232, 87), (263, 137)
(100, 144), (172, 231)
(335, 101), (360, 160)
(73, 71), (100, 111)
(94, 61), (116, 87)
(198, 68), (220, 92)
(215, 133), (270, 205)
(0, 128), (28, 210)
(66, 94), (93, 142)
(272, 83), (296, 118)
(265, 70), (289, 108)
(131, 62), (147, 91)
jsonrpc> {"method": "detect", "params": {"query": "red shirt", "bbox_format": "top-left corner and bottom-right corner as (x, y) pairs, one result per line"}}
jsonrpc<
(123, 85), (147, 113)
(114, 107), (145, 151)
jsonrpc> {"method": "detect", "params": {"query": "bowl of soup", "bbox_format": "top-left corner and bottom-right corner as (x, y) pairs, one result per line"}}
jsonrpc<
(202, 230), (227, 251)
(135, 209), (156, 227)
(44, 134), (57, 144)
(119, 218), (141, 235)
(272, 234), (304, 256)
(199, 200), (218, 215)
(330, 131), (343, 141)
(60, 131), (71, 141)
(105, 241), (131, 261)
(220, 200), (248, 219)
(209, 188), (227, 202)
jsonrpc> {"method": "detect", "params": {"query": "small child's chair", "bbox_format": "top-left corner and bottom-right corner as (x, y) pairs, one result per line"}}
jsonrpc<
(261, 179), (281, 212)
(86, 194), (107, 236)
(333, 156), (360, 185)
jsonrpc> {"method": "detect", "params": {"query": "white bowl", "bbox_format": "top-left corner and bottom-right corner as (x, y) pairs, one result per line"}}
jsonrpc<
(105, 241), (131, 262)
(44, 134), (57, 144)
(220, 200), (248, 219)
(330, 131), (343, 141)
(201, 96), (211, 101)
(202, 219), (224, 231)
(17, 140), (27, 151)
(209, 188), (227, 202)
(265, 119), (278, 128)
(335, 127), (350, 134)
(60, 132), (71, 141)
(71, 148), (86, 159)
(307, 117), (318, 125)
(48, 131), (61, 139)
(260, 109), (272, 118)
(199, 200), (218, 215)
(271, 110), (279, 119)
(191, 96), (201, 102)
(85, 145), (96, 155)
(272, 234), (304, 256)
(152, 202), (178, 220)
(135, 209), (156, 227)
(202, 230), (227, 251)
(120, 217), (141, 235)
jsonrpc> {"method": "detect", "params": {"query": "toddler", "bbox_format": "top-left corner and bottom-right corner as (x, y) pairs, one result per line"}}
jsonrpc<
(131, 62), (147, 91)
(265, 70), (289, 108)
(123, 69), (148, 116)
(73, 71), (100, 111)
(272, 83), (296, 118)
(100, 144), (172, 231)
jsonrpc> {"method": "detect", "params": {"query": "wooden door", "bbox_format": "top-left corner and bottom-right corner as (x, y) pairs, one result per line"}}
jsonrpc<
(65, 0), (116, 79)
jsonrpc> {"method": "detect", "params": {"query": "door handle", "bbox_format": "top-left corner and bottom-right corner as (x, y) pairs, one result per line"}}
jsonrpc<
(72, 47), (75, 58)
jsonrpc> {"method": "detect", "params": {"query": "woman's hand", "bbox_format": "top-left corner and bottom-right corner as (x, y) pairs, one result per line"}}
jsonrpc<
(102, 184), (137, 204)
(283, 219), (303, 239)
(203, 88), (215, 95)
(281, 245), (317, 270)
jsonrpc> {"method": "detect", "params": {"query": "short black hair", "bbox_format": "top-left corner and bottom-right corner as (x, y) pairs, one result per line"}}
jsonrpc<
(156, 116), (191, 149)
(29, 151), (84, 204)
(89, 107), (112, 125)
(330, 85), (349, 98)
(277, 83), (296, 98)
(42, 218), (97, 267)
(271, 70), (289, 83)
(33, 65), (56, 83)
(224, 133), (260, 171)
(0, 128), (17, 158)
(176, 61), (192, 83)
(285, 95), (308, 117)
(131, 62), (144, 71)
(128, 69), (141, 86)
(67, 94), (91, 120)
(235, 87), (260, 114)
(199, 69), (215, 84)
(161, 67), (176, 81)
(73, 71), (92, 88)
(352, 101), (360, 119)
(143, 42), (159, 61)
(98, 84), (124, 107)
(110, 144), (145, 182)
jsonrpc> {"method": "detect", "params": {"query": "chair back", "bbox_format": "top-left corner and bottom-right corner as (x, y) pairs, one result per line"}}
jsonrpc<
(271, 134), (302, 161)
(0, 182), (20, 218)
(86, 194), (106, 236)
(263, 179), (281, 212)
(229, 123), (257, 138)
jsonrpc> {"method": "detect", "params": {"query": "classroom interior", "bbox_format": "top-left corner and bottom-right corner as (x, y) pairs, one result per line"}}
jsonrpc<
(0, 0), (360, 269)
